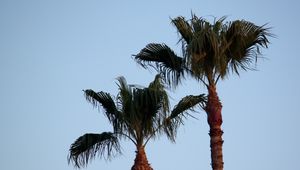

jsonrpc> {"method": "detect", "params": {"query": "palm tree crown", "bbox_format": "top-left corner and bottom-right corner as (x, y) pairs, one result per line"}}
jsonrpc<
(68, 75), (206, 169)
(135, 14), (271, 86)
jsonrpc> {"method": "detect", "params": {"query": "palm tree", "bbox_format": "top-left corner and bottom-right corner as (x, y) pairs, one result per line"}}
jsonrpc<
(134, 14), (271, 170)
(68, 75), (206, 170)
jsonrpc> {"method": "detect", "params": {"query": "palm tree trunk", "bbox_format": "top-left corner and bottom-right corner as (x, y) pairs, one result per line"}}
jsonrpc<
(131, 145), (153, 170)
(205, 85), (224, 170)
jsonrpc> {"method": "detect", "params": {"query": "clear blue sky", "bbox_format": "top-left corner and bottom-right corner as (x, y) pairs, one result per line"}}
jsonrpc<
(1, 0), (299, 170)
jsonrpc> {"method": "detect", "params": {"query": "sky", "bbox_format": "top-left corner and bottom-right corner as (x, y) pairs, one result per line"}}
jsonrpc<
(0, 0), (299, 170)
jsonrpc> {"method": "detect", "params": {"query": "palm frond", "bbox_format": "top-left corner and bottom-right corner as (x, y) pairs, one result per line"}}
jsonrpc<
(68, 132), (121, 168)
(115, 77), (139, 140)
(165, 94), (207, 140)
(116, 76), (133, 115)
(148, 74), (170, 114)
(171, 16), (193, 44)
(84, 90), (118, 120)
(145, 74), (170, 137)
(171, 94), (206, 120)
(225, 20), (271, 75)
(84, 90), (123, 133)
(213, 16), (227, 35)
(134, 43), (185, 87)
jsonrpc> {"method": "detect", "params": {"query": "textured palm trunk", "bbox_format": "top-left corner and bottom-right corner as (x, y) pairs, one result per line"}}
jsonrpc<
(131, 146), (153, 170)
(205, 85), (224, 170)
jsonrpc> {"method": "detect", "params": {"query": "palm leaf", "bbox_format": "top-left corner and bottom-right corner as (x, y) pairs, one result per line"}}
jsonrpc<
(225, 20), (271, 75)
(170, 94), (206, 120)
(164, 94), (207, 140)
(171, 16), (193, 44)
(84, 90), (124, 133)
(84, 90), (118, 121)
(148, 74), (170, 114)
(115, 77), (141, 140)
(68, 132), (121, 168)
(144, 75), (170, 137)
(134, 43), (185, 87)
(116, 76), (133, 117)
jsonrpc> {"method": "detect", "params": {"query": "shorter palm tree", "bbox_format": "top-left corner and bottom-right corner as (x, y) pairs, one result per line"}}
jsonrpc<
(68, 75), (206, 170)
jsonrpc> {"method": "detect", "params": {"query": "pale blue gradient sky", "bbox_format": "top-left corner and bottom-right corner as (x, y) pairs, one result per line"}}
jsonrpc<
(1, 0), (299, 170)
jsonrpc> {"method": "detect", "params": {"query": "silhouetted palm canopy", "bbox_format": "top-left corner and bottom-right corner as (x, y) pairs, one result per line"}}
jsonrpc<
(135, 14), (271, 86)
(68, 75), (206, 168)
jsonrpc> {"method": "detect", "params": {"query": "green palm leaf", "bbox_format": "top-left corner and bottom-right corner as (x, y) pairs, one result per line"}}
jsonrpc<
(170, 94), (206, 121)
(134, 43), (185, 87)
(165, 94), (207, 140)
(84, 90), (124, 133)
(148, 74), (170, 114)
(68, 132), (121, 168)
(116, 76), (134, 126)
(84, 90), (119, 122)
(225, 20), (271, 75)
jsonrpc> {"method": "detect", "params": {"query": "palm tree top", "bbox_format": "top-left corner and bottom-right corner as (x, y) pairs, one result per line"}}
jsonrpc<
(134, 13), (273, 87)
(68, 75), (170, 167)
(68, 75), (206, 168)
(84, 75), (171, 144)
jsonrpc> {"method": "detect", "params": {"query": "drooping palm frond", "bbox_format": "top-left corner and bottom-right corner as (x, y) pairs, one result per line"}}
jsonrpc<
(171, 94), (206, 120)
(164, 94), (207, 140)
(84, 90), (118, 121)
(84, 90), (124, 133)
(134, 43), (185, 87)
(68, 132), (121, 168)
(224, 20), (271, 75)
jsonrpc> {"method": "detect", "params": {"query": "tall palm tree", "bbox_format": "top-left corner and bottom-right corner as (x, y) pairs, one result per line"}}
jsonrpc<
(68, 75), (206, 170)
(134, 14), (271, 170)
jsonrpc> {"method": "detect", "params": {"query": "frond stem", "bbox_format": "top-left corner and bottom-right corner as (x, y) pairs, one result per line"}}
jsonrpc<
(184, 66), (209, 87)
(200, 78), (209, 88)
(116, 132), (137, 145)
(143, 121), (167, 147)
(215, 74), (221, 84)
